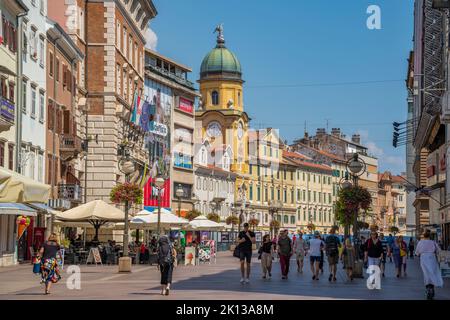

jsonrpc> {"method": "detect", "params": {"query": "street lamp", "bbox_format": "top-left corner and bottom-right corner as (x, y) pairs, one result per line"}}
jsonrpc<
(155, 176), (165, 236)
(176, 184), (184, 217)
(269, 200), (282, 238)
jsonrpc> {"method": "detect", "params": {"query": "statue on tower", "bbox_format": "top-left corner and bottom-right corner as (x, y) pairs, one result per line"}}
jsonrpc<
(214, 23), (225, 45)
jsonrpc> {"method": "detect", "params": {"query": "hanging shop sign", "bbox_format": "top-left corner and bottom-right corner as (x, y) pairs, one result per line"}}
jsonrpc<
(179, 97), (194, 113)
(148, 121), (168, 137)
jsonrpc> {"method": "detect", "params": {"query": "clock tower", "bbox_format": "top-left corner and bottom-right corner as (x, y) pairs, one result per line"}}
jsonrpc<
(195, 24), (250, 185)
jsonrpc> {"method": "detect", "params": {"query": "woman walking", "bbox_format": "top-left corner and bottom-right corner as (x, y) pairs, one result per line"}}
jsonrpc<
(341, 239), (355, 281)
(392, 236), (408, 277)
(415, 230), (444, 300)
(38, 233), (61, 295)
(260, 234), (273, 279)
(157, 235), (176, 296)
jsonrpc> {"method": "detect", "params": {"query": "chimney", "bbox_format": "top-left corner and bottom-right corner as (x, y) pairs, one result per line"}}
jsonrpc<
(352, 134), (361, 144)
(331, 128), (341, 137)
(316, 128), (326, 137)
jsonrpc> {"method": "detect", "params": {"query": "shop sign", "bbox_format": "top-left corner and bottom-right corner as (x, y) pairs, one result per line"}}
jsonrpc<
(148, 121), (168, 137)
(179, 97), (193, 113)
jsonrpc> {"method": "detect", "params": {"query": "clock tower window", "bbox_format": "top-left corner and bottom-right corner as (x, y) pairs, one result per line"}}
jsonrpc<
(212, 90), (219, 105)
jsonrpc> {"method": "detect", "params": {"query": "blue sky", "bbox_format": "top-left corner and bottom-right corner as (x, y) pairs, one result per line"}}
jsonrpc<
(149, 0), (414, 174)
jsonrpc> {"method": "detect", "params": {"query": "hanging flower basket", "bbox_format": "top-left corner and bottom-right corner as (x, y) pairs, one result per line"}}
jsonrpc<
(110, 182), (143, 204)
(307, 223), (316, 231)
(270, 220), (281, 229)
(369, 224), (379, 232)
(207, 213), (220, 223)
(226, 215), (239, 225)
(186, 210), (201, 221)
(248, 218), (260, 227)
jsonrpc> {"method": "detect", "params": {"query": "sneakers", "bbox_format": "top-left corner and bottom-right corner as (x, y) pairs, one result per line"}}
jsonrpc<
(240, 278), (245, 284)
(262, 275), (266, 279)
(328, 274), (333, 282)
(245, 278), (250, 284)
(268, 272), (272, 279)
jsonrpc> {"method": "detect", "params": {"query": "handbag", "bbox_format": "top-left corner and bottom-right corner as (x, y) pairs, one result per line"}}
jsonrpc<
(257, 246), (263, 260)
(32, 256), (41, 274)
(233, 245), (241, 259)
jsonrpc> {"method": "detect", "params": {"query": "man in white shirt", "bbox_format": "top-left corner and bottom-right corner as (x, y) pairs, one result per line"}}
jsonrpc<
(309, 231), (325, 280)
(294, 231), (308, 273)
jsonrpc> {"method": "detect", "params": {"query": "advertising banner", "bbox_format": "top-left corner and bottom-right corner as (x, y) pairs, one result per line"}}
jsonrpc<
(0, 97), (14, 121)
(179, 97), (194, 113)
(143, 176), (171, 208)
(185, 246), (196, 266)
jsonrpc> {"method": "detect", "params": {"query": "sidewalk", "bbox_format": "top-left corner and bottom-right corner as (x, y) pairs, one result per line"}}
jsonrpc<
(0, 252), (449, 300)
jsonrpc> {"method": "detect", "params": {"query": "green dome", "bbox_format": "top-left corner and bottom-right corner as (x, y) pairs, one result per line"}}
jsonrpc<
(200, 45), (242, 79)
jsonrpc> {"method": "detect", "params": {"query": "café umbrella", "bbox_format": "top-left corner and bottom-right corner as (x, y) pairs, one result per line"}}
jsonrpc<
(129, 209), (189, 230)
(56, 200), (125, 241)
(186, 215), (223, 231)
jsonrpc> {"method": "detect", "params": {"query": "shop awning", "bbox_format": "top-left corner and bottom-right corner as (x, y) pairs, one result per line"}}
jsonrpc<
(0, 167), (51, 203)
(26, 202), (61, 215)
(0, 203), (37, 216)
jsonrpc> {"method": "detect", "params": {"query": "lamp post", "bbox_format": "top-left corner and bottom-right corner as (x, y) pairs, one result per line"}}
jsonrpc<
(176, 184), (184, 217)
(155, 176), (165, 236)
(346, 153), (366, 242)
(269, 200), (282, 239)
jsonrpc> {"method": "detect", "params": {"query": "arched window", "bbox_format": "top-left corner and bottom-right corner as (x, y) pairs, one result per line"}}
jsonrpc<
(212, 90), (219, 105)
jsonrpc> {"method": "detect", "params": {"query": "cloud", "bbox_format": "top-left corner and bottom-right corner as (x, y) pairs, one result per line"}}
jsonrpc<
(145, 26), (158, 50)
(356, 129), (405, 173)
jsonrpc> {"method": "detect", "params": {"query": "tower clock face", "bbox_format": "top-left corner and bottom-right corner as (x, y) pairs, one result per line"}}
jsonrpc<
(207, 121), (222, 138)
(237, 122), (244, 140)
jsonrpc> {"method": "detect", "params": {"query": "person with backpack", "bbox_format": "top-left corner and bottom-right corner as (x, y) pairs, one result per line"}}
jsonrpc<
(325, 228), (341, 282)
(277, 229), (293, 279)
(157, 235), (176, 296)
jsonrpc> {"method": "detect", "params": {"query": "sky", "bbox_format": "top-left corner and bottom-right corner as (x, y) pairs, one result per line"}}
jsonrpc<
(149, 0), (414, 174)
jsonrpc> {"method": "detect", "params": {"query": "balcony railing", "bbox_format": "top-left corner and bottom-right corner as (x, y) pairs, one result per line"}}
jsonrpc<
(60, 134), (82, 159)
(58, 184), (82, 203)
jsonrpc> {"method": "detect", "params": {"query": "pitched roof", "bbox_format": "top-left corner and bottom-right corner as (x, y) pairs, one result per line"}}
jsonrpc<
(282, 150), (311, 160)
(288, 158), (333, 172)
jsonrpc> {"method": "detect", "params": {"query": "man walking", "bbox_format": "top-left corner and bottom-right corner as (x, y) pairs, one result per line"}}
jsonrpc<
(237, 223), (256, 284)
(325, 228), (340, 282)
(294, 231), (308, 273)
(278, 230), (293, 279)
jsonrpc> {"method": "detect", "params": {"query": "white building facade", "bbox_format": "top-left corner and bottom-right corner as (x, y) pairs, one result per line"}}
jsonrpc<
(19, 0), (47, 183)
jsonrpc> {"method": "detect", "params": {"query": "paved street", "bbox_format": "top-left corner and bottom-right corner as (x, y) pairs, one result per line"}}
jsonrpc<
(0, 252), (449, 300)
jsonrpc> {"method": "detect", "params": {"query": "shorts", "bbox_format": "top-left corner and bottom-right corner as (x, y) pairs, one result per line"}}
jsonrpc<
(239, 250), (252, 263)
(327, 253), (339, 265)
(310, 256), (321, 263)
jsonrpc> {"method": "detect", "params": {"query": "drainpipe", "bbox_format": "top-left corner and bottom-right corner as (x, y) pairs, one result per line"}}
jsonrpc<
(15, 12), (28, 173)
(52, 36), (60, 207)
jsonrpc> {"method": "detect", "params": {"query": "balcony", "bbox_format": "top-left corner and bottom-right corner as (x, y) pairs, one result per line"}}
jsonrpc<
(0, 97), (15, 132)
(58, 184), (82, 203)
(60, 134), (82, 161)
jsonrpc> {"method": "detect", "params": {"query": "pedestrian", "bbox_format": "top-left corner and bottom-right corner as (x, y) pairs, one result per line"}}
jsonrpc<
(309, 231), (325, 280)
(392, 236), (408, 277)
(415, 230), (444, 300)
(387, 234), (394, 263)
(325, 228), (340, 282)
(38, 233), (62, 295)
(277, 229), (293, 279)
(294, 231), (308, 273)
(379, 233), (389, 277)
(259, 234), (273, 279)
(408, 238), (415, 259)
(360, 236), (367, 268)
(157, 235), (176, 296)
(364, 231), (383, 270)
(341, 238), (356, 281)
(237, 223), (256, 284)
(319, 235), (325, 274)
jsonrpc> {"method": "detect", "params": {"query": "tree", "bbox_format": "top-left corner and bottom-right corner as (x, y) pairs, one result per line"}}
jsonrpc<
(390, 226), (399, 235)
(185, 210), (201, 221)
(335, 185), (372, 237)
(207, 213), (220, 223)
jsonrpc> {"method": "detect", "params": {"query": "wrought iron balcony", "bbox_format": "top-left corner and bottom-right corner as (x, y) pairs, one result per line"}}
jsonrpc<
(58, 184), (82, 203)
(60, 134), (82, 160)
